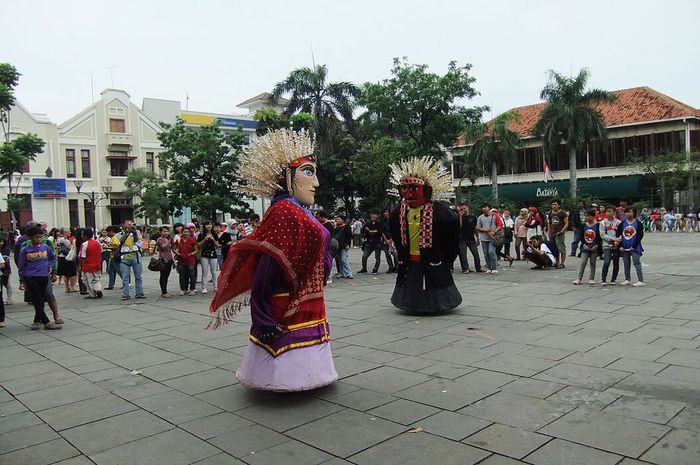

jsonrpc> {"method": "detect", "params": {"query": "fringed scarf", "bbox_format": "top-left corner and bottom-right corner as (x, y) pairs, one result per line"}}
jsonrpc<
(208, 197), (326, 329)
(399, 201), (434, 250)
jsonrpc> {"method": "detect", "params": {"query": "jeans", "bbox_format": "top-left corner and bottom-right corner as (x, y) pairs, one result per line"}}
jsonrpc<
(159, 260), (172, 294)
(101, 250), (110, 273)
(337, 248), (353, 277)
(25, 276), (50, 324)
(200, 257), (218, 291)
(570, 229), (583, 255)
(577, 250), (598, 280)
(361, 242), (382, 271)
(382, 243), (395, 271)
(621, 250), (644, 282)
(458, 239), (481, 271)
(601, 248), (620, 283)
(178, 264), (196, 291)
(481, 241), (497, 271)
(120, 258), (143, 297)
(108, 259), (121, 288)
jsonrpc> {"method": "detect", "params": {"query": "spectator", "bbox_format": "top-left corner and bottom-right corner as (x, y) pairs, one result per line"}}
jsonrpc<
(525, 235), (556, 269)
(333, 215), (353, 279)
(0, 236), (13, 305)
(197, 220), (220, 295)
(174, 227), (198, 295)
(476, 203), (501, 274)
(358, 211), (382, 274)
(569, 199), (586, 257)
(98, 228), (111, 273)
(618, 207), (646, 287)
(78, 229), (103, 299)
(456, 204), (482, 273)
(547, 199), (569, 268)
(56, 227), (77, 293)
(600, 205), (621, 286)
(117, 219), (144, 301)
(351, 217), (363, 248)
(156, 226), (174, 298)
(18, 226), (61, 330)
(514, 208), (529, 260)
(217, 222), (233, 269)
(381, 208), (397, 273)
(573, 209), (601, 285)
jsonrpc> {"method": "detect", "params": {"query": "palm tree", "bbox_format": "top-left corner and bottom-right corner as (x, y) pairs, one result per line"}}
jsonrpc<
(468, 112), (522, 201)
(270, 64), (360, 150)
(532, 68), (616, 197)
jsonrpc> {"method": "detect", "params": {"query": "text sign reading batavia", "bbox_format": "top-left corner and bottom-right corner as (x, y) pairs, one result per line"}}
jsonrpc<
(32, 178), (67, 198)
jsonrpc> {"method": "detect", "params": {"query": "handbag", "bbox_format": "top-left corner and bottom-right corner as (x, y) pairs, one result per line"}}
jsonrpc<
(148, 257), (163, 272)
(490, 216), (505, 248)
(65, 244), (77, 262)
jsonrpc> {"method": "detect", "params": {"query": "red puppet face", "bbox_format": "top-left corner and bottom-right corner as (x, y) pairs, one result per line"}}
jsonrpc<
(398, 178), (429, 207)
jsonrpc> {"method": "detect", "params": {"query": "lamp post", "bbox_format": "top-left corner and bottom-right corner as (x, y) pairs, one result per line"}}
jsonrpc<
(73, 180), (112, 230)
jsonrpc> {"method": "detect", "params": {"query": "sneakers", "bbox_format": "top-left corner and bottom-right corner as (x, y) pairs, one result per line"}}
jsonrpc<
(619, 280), (631, 286)
(371, 270), (378, 275)
(201, 288), (208, 295)
(588, 279), (595, 285)
(30, 322), (42, 330)
(162, 293), (173, 298)
(0, 321), (5, 328)
(188, 290), (196, 296)
(609, 281), (617, 286)
(179, 290), (186, 296)
(347, 275), (354, 279)
(573, 278), (581, 285)
(491, 270), (499, 274)
(44, 322), (62, 330)
(120, 295), (130, 301)
(632, 281), (646, 287)
(358, 269), (367, 274)
(135, 294), (146, 299)
(601, 281), (608, 286)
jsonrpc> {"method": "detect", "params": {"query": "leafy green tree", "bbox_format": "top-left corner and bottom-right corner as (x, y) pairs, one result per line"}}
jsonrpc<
(289, 113), (314, 132)
(532, 68), (615, 197)
(351, 136), (401, 212)
(124, 168), (172, 224)
(467, 112), (522, 201)
(253, 108), (287, 136)
(630, 151), (699, 208)
(360, 57), (485, 160)
(0, 63), (21, 143)
(270, 64), (360, 150)
(0, 134), (45, 226)
(157, 118), (252, 221)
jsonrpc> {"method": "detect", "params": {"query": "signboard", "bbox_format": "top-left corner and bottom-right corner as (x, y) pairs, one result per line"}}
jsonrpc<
(180, 113), (257, 130)
(32, 178), (67, 198)
(473, 176), (644, 202)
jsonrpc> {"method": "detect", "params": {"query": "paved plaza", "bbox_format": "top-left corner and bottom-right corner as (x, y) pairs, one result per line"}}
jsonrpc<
(1, 233), (699, 465)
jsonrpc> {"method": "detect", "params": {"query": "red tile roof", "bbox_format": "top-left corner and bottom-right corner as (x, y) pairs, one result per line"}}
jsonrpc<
(456, 86), (699, 145)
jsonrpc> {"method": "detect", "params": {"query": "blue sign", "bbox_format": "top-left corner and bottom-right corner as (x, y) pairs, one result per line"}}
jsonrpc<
(218, 118), (257, 129)
(33, 178), (67, 198)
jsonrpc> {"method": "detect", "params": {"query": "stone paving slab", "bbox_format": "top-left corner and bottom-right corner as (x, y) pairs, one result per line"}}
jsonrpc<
(1, 233), (700, 464)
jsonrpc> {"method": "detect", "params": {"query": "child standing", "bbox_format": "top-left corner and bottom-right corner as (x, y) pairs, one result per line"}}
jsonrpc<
(600, 205), (621, 286)
(574, 209), (601, 285)
(18, 226), (61, 330)
(618, 207), (645, 287)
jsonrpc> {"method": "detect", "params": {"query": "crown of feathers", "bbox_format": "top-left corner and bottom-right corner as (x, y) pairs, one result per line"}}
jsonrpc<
(236, 128), (315, 198)
(388, 156), (453, 200)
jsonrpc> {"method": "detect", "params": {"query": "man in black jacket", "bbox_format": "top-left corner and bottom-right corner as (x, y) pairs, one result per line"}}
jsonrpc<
(388, 157), (461, 314)
(358, 212), (382, 274)
(456, 204), (482, 273)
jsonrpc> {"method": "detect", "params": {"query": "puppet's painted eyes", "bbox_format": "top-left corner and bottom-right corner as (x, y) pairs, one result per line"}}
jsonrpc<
(300, 165), (315, 177)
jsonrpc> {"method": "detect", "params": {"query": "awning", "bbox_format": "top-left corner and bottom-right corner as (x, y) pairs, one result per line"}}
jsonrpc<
(469, 175), (645, 202)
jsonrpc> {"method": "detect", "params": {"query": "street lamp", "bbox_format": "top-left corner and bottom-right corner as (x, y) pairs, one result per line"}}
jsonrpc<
(73, 180), (112, 229)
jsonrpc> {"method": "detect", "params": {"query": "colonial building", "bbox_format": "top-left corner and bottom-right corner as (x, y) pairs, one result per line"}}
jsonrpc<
(452, 86), (700, 208)
(1, 89), (272, 229)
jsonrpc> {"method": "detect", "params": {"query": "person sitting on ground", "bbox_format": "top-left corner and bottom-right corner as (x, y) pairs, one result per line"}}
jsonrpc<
(524, 235), (556, 270)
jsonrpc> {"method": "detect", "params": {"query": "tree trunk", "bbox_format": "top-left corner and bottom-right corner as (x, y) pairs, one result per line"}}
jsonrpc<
(569, 146), (577, 198)
(491, 161), (499, 201)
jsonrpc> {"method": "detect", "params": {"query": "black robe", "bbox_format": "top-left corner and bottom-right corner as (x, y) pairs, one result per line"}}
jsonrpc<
(389, 201), (462, 314)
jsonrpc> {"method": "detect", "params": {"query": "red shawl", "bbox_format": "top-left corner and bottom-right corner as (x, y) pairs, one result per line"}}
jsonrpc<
(208, 199), (326, 328)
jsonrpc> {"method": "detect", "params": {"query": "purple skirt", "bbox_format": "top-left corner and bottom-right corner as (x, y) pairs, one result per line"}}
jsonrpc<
(236, 340), (337, 392)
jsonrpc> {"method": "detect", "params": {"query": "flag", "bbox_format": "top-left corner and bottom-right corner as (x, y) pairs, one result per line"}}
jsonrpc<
(543, 161), (553, 183)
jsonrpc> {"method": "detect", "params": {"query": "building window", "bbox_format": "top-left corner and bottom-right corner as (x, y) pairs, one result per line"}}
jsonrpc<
(146, 152), (155, 172)
(109, 118), (126, 133)
(159, 165), (167, 179)
(108, 150), (129, 158)
(83, 199), (95, 229)
(81, 149), (91, 178)
(69, 199), (79, 227)
(109, 159), (130, 177)
(66, 149), (76, 178)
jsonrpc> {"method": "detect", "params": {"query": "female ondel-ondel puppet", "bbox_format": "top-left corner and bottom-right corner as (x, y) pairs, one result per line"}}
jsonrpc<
(388, 156), (462, 314)
(209, 128), (337, 392)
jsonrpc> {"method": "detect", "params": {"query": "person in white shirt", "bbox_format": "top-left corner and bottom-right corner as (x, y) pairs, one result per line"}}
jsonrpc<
(525, 235), (555, 269)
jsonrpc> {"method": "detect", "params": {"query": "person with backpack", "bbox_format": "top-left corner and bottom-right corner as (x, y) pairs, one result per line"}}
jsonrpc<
(618, 207), (646, 287)
(116, 219), (144, 301)
(573, 209), (602, 285)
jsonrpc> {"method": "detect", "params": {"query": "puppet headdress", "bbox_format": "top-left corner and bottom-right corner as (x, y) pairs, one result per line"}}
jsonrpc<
(388, 156), (453, 200)
(236, 128), (315, 198)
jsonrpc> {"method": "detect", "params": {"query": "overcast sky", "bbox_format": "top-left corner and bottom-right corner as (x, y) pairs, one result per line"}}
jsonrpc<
(4, 0), (699, 124)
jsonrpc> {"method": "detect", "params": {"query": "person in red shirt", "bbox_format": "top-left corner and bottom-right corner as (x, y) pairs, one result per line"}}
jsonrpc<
(174, 228), (199, 296)
(79, 229), (103, 299)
